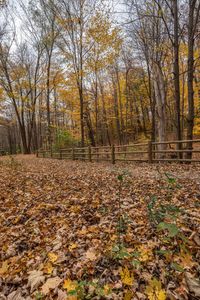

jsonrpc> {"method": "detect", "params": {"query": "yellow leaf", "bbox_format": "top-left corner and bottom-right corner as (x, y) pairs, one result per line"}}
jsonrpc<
(103, 284), (111, 295)
(0, 261), (9, 275)
(2, 245), (8, 252)
(68, 296), (78, 300)
(179, 251), (196, 268)
(68, 243), (78, 251)
(48, 252), (58, 263)
(63, 279), (77, 292)
(145, 278), (166, 300)
(43, 262), (54, 274)
(124, 290), (134, 300)
(110, 234), (117, 241)
(138, 245), (152, 262)
(120, 267), (134, 286)
(78, 229), (87, 235)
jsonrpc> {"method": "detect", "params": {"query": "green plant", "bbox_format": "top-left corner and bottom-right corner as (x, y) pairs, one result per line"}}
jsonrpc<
(116, 171), (130, 251)
(109, 171), (132, 262)
(112, 244), (130, 260)
(164, 172), (181, 190)
(64, 279), (112, 299)
(147, 196), (181, 225)
(147, 173), (182, 226)
(35, 292), (44, 300)
(53, 129), (78, 150)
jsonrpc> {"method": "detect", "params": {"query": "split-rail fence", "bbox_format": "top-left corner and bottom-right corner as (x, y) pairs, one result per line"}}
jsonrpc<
(37, 139), (200, 164)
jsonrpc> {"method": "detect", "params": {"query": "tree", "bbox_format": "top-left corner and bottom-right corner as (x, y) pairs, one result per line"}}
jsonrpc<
(186, 0), (200, 158)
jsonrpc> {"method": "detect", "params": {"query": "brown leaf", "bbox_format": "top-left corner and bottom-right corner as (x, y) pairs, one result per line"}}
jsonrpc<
(27, 270), (45, 293)
(41, 276), (62, 295)
(85, 248), (97, 261)
(7, 290), (24, 300)
(185, 272), (200, 297)
(57, 289), (67, 300)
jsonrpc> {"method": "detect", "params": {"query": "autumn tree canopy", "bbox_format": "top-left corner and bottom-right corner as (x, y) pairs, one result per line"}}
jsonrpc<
(0, 0), (200, 153)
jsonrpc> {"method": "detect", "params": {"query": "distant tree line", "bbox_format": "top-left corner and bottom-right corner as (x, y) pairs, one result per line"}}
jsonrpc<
(0, 0), (200, 154)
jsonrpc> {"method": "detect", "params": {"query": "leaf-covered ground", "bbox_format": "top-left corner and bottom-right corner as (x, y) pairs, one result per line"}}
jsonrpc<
(0, 155), (200, 300)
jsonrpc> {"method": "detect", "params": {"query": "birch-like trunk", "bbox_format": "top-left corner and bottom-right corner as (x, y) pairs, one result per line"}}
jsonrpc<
(152, 62), (167, 155)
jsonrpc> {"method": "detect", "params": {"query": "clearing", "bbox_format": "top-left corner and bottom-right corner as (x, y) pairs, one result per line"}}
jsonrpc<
(0, 155), (200, 299)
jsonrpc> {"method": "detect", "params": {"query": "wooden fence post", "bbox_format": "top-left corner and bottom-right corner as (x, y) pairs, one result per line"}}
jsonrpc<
(72, 148), (75, 160)
(88, 146), (92, 162)
(148, 141), (153, 163)
(111, 144), (115, 164)
(36, 150), (38, 158)
(96, 147), (99, 162)
(59, 149), (63, 160)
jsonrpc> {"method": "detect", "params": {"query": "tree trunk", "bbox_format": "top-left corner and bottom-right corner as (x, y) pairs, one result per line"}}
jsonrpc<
(186, 0), (196, 159)
(152, 62), (167, 155)
(173, 0), (182, 158)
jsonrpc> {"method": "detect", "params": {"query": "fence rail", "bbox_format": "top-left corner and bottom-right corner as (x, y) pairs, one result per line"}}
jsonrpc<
(37, 139), (200, 164)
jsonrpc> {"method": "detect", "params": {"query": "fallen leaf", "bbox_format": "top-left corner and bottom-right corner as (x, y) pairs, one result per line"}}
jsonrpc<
(68, 243), (78, 251)
(48, 252), (58, 263)
(85, 248), (97, 261)
(179, 251), (196, 269)
(41, 276), (62, 295)
(63, 279), (77, 292)
(0, 261), (9, 275)
(120, 267), (134, 286)
(138, 245), (153, 262)
(7, 289), (23, 300)
(145, 278), (166, 300)
(185, 272), (200, 297)
(27, 270), (45, 293)
(103, 284), (111, 295)
(57, 289), (67, 300)
(193, 233), (200, 246)
(124, 290), (134, 300)
(43, 262), (54, 274)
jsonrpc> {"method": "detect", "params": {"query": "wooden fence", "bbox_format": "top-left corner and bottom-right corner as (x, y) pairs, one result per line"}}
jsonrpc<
(37, 139), (200, 164)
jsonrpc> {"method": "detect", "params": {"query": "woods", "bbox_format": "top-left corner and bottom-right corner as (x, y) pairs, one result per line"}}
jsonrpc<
(0, 0), (200, 154)
(1, 1), (200, 299)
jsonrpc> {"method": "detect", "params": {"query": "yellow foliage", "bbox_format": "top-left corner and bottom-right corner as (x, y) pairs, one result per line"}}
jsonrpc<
(43, 262), (53, 274)
(63, 279), (77, 292)
(0, 261), (9, 275)
(138, 245), (153, 262)
(68, 243), (78, 251)
(103, 284), (111, 295)
(48, 252), (58, 263)
(119, 267), (134, 286)
(145, 278), (166, 300)
(124, 290), (134, 300)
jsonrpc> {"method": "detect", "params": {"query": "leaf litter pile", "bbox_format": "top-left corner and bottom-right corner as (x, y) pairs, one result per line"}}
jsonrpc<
(0, 155), (200, 300)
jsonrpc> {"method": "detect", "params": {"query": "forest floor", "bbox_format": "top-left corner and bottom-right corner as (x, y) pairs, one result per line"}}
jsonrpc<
(0, 155), (200, 300)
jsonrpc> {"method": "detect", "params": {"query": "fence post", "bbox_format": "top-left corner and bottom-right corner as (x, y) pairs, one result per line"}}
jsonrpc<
(72, 148), (75, 160)
(148, 141), (153, 163)
(59, 149), (63, 160)
(111, 144), (115, 164)
(96, 147), (99, 162)
(88, 146), (92, 162)
(36, 150), (38, 158)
